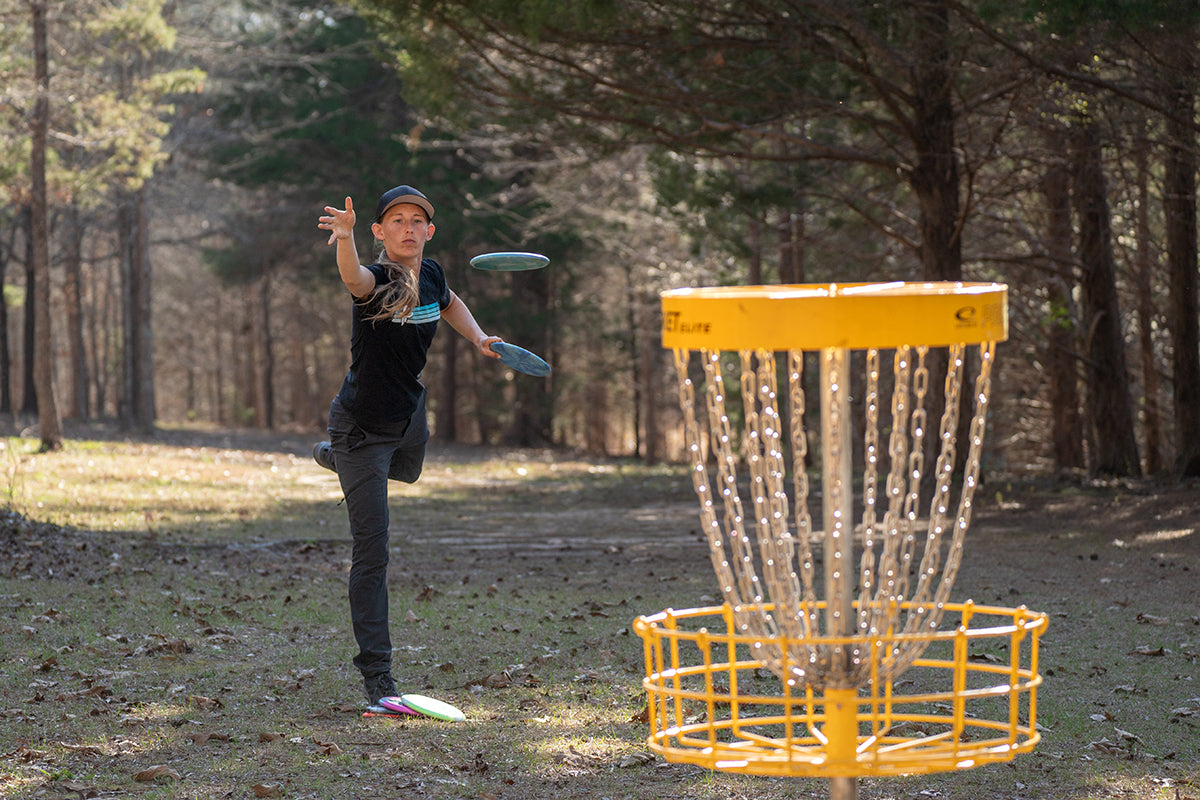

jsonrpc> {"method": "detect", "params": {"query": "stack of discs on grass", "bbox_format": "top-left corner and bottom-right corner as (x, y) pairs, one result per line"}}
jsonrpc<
(366, 694), (466, 722)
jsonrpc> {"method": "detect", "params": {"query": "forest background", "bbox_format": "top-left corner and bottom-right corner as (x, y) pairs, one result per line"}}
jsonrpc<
(3, 0), (1200, 481)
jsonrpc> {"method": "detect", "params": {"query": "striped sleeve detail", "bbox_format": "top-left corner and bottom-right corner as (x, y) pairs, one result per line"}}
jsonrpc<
(400, 302), (441, 325)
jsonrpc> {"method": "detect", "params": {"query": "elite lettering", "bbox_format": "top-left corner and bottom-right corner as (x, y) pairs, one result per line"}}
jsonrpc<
(664, 311), (712, 335)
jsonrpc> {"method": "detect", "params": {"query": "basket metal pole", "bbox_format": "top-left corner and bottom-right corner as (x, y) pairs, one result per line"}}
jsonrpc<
(820, 347), (855, 667)
(821, 347), (858, 800)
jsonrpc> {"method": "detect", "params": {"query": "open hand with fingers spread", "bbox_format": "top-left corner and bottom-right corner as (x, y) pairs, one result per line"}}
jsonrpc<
(319, 196), (356, 244)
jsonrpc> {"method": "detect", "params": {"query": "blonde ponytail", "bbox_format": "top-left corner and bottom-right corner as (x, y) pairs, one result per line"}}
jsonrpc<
(365, 252), (420, 323)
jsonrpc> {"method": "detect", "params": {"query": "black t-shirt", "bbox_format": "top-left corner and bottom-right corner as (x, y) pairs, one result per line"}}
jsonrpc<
(335, 258), (452, 426)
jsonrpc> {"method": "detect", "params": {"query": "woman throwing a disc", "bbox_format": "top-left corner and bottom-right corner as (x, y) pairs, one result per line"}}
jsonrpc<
(314, 185), (501, 709)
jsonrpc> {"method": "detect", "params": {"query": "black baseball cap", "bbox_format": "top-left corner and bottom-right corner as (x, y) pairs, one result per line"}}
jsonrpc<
(374, 185), (435, 222)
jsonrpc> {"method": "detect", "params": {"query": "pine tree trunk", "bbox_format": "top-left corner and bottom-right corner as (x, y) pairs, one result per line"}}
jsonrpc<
(63, 204), (89, 420)
(910, 1), (962, 283)
(1133, 120), (1163, 475)
(21, 206), (37, 416)
(30, 0), (61, 450)
(1042, 129), (1085, 470)
(254, 271), (274, 429)
(0, 215), (17, 415)
(131, 186), (156, 432)
(1163, 56), (1200, 476)
(1070, 115), (1141, 477)
(118, 197), (135, 430)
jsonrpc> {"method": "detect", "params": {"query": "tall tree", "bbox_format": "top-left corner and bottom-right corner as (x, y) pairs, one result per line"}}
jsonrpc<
(0, 6), (26, 418)
(19, 206), (36, 415)
(117, 187), (156, 432)
(61, 203), (88, 420)
(29, 0), (61, 450)
(0, 211), (14, 415)
(1069, 102), (1141, 476)
(1161, 46), (1200, 476)
(1040, 127), (1086, 471)
(1131, 116), (1163, 475)
(910, 0), (963, 282)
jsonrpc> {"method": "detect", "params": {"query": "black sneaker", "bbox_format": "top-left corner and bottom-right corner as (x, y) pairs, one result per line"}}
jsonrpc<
(363, 672), (398, 707)
(313, 441), (337, 473)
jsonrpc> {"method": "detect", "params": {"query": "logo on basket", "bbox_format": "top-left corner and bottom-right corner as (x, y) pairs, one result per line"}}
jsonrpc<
(664, 311), (711, 335)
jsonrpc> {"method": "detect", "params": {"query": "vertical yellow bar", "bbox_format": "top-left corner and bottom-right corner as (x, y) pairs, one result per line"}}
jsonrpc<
(638, 619), (662, 740)
(1008, 609), (1028, 747)
(826, 687), (860, 800)
(823, 687), (859, 765)
(697, 628), (717, 747)
(952, 623), (968, 753)
(1027, 612), (1041, 740)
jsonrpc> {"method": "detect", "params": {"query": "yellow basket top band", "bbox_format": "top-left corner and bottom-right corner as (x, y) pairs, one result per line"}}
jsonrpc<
(661, 282), (1008, 350)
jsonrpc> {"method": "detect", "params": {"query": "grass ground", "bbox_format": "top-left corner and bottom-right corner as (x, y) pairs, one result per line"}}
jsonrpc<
(0, 425), (1197, 800)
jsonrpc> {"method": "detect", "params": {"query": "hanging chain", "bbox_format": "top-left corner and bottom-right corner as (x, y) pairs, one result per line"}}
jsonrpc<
(672, 332), (1000, 690)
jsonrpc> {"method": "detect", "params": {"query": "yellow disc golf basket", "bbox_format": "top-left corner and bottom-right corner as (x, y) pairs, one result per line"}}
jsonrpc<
(634, 283), (1046, 800)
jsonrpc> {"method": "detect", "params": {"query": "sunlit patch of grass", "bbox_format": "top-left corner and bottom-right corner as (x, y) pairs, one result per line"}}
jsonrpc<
(4, 436), (345, 537)
(0, 773), (44, 799)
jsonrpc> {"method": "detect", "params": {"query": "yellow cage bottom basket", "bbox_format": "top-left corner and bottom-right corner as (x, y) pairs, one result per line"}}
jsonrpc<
(634, 601), (1047, 778)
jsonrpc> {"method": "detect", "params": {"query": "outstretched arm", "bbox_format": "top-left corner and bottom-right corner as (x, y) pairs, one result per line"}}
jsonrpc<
(443, 291), (502, 358)
(318, 197), (375, 298)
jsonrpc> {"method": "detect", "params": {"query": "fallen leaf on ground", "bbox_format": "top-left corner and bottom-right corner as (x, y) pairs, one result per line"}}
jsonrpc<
(312, 736), (342, 756)
(15, 746), (49, 763)
(141, 638), (191, 656)
(189, 732), (231, 745)
(1130, 645), (1167, 656)
(560, 744), (604, 768)
(188, 695), (223, 710)
(57, 685), (111, 701)
(44, 779), (98, 798)
(56, 741), (110, 756)
(1114, 727), (1143, 744)
(572, 670), (607, 684)
(253, 783), (284, 797)
(466, 671), (512, 689)
(619, 752), (655, 768)
(133, 765), (180, 783)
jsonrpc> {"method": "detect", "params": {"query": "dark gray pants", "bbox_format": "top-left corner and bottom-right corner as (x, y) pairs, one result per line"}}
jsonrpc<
(327, 393), (429, 679)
